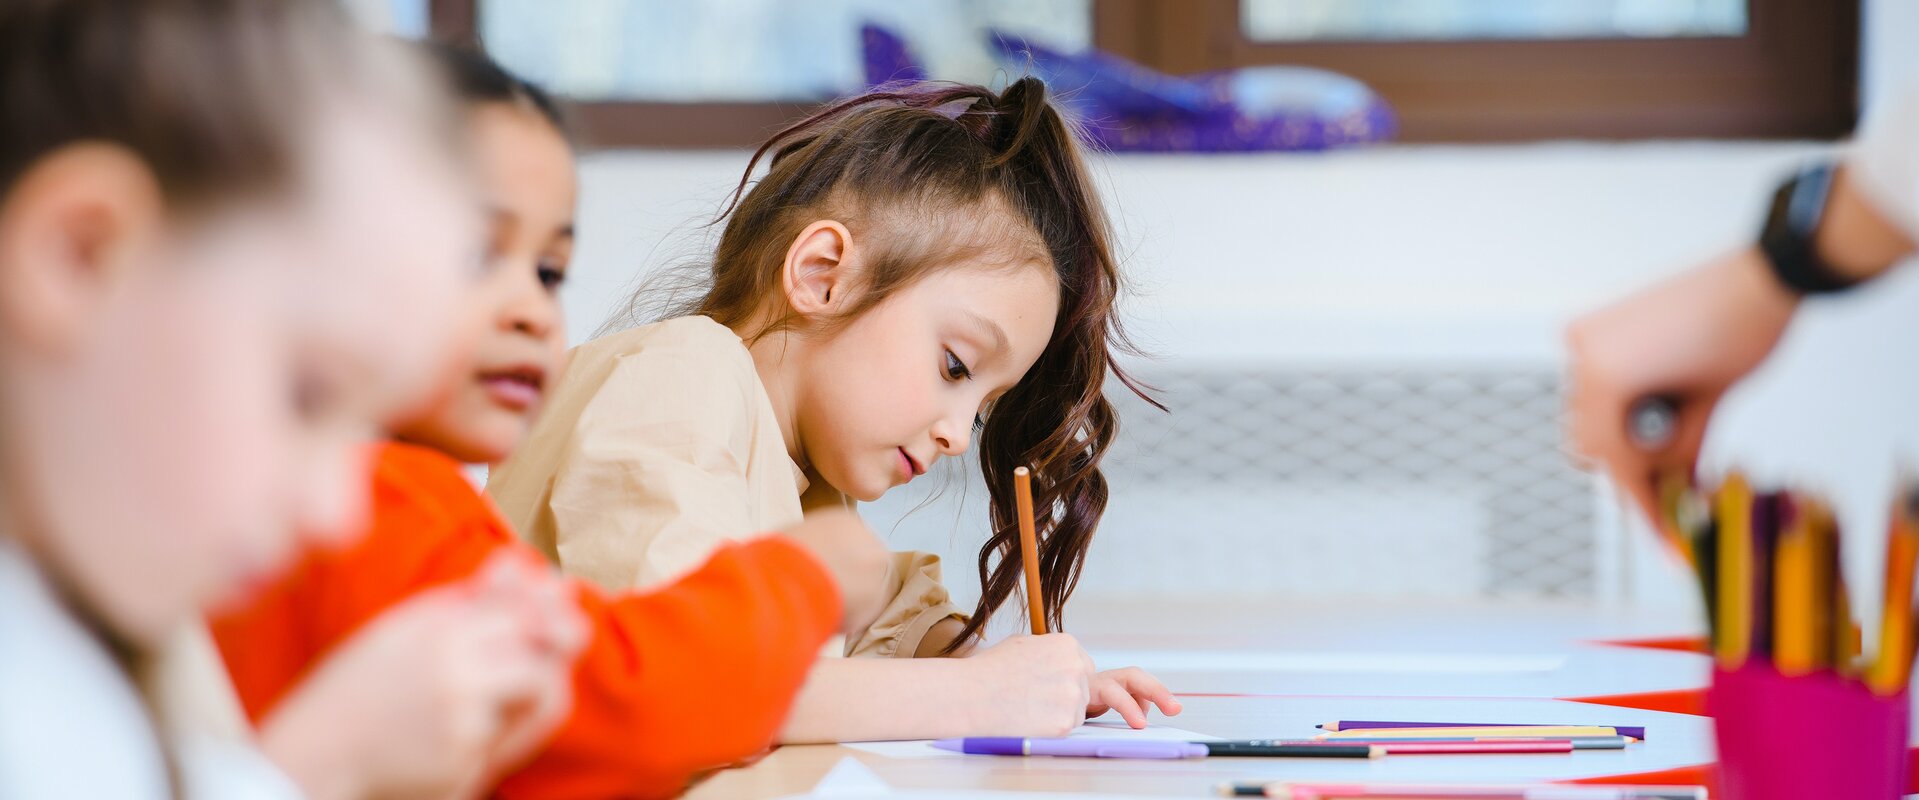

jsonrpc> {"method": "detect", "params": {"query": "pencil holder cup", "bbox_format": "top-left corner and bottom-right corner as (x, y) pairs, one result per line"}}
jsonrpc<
(1709, 661), (1909, 800)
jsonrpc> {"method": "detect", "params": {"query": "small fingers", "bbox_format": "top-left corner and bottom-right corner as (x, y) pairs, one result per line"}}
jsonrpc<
(1092, 678), (1147, 729)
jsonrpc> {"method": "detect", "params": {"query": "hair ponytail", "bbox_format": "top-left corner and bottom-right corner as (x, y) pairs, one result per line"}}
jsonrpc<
(947, 77), (1161, 649)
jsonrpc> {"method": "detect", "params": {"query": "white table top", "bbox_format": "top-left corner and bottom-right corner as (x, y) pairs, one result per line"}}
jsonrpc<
(687, 600), (1720, 799)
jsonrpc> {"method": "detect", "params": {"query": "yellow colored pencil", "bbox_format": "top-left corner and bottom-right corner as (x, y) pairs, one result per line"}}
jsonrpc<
(1774, 496), (1816, 676)
(1716, 473), (1754, 668)
(1773, 487), (1819, 675)
(1836, 588), (1862, 678)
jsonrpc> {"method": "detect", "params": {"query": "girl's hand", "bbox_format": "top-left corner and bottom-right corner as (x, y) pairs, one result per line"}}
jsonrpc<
(1085, 666), (1182, 728)
(260, 555), (583, 800)
(471, 562), (588, 786)
(959, 633), (1093, 737)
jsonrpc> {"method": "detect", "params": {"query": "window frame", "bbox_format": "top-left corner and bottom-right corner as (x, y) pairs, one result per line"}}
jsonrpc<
(431, 0), (1858, 148)
(1095, 0), (1858, 141)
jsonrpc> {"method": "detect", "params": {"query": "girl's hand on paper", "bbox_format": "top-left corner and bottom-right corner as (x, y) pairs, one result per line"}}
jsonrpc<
(1086, 666), (1182, 728)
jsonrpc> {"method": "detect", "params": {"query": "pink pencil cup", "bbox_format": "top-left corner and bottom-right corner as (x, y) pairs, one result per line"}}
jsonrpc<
(1709, 661), (1909, 800)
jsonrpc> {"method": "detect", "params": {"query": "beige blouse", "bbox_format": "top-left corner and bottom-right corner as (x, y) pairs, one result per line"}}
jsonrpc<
(487, 315), (965, 658)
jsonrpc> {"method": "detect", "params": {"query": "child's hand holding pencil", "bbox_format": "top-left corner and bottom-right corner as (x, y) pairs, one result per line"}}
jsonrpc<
(1002, 467), (1182, 732)
(961, 633), (1096, 737)
(958, 634), (1183, 735)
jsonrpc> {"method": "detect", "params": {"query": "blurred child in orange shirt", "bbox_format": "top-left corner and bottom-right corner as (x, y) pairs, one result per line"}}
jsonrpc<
(211, 45), (887, 800)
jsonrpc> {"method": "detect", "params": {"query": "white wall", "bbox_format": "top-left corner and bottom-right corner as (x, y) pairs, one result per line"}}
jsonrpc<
(565, 141), (1829, 362)
(1864, 0), (1919, 115)
(563, 139), (1857, 606)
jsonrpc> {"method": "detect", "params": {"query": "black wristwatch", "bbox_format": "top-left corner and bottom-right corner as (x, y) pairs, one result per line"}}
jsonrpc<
(1758, 161), (1861, 295)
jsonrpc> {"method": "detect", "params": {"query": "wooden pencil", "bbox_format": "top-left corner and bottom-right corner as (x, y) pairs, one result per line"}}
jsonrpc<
(1014, 466), (1046, 634)
(1801, 495), (1836, 673)
(1716, 473), (1755, 668)
(1773, 492), (1816, 676)
(1320, 726), (1617, 740)
(1867, 494), (1918, 695)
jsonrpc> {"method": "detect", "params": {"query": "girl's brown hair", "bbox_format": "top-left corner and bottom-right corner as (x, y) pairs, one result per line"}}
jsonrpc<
(634, 77), (1158, 650)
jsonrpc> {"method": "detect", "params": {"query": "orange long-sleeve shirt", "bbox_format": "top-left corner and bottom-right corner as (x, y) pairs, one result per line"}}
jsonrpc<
(210, 442), (841, 799)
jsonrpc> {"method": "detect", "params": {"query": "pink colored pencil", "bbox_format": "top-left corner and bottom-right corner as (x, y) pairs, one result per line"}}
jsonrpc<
(1266, 739), (1577, 755)
(1221, 783), (1705, 799)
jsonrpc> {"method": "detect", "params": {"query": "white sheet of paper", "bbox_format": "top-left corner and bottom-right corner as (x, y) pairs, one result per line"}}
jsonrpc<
(839, 721), (1217, 760)
(799, 758), (891, 796)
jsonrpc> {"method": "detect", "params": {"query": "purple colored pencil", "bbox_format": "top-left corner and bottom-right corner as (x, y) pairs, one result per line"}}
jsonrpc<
(1316, 720), (1647, 741)
(1750, 491), (1780, 659)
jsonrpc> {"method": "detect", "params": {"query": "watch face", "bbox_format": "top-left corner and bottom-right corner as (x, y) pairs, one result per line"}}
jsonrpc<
(1760, 161), (1854, 295)
(1784, 163), (1836, 233)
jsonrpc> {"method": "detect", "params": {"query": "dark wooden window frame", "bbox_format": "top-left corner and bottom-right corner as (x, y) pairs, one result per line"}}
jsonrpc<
(1100, 0), (1858, 142)
(432, 0), (1857, 148)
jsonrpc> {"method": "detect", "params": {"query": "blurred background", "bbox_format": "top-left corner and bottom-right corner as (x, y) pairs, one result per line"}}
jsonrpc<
(358, 0), (1917, 637)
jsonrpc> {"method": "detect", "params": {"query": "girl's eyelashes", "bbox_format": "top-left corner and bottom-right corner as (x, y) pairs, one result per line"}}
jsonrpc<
(973, 398), (995, 432)
(536, 260), (567, 291)
(943, 349), (973, 381)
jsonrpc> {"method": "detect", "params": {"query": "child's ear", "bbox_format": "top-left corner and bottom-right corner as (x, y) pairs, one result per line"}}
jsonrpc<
(0, 144), (162, 355)
(780, 219), (853, 317)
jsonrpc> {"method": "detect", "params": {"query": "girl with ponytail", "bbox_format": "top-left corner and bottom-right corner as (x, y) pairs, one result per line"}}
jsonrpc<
(490, 77), (1180, 741)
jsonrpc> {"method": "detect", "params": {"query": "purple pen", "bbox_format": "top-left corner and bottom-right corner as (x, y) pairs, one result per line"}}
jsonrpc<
(1318, 720), (1649, 741)
(931, 737), (1208, 759)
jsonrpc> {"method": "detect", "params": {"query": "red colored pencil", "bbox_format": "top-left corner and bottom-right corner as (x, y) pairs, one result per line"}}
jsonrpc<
(1222, 739), (1579, 755)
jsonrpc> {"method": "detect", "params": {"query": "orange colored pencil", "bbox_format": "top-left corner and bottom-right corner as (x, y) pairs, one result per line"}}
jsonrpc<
(1015, 466), (1046, 634)
(1867, 497), (1918, 695)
